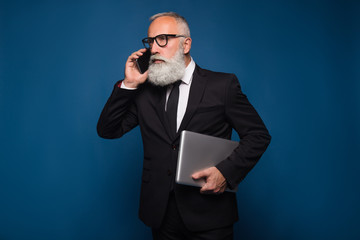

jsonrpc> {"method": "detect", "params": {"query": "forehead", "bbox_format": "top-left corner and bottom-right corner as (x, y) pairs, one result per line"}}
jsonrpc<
(148, 16), (179, 37)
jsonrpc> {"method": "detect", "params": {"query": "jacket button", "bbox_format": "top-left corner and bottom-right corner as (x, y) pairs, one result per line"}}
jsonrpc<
(167, 170), (172, 176)
(172, 145), (176, 150)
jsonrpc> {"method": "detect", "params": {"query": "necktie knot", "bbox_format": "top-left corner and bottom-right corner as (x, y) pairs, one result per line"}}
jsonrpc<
(173, 80), (181, 88)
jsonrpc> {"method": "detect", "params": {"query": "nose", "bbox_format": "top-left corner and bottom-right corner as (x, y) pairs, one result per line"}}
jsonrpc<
(150, 41), (161, 55)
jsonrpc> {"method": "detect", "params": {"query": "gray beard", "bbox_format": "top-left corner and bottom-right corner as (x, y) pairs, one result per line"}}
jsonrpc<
(147, 48), (186, 87)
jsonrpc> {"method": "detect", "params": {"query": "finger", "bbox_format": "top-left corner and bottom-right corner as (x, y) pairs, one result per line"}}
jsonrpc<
(134, 48), (148, 57)
(214, 187), (225, 194)
(192, 170), (208, 180)
(128, 53), (141, 62)
(200, 184), (211, 194)
(128, 49), (146, 62)
(139, 48), (148, 53)
(200, 185), (219, 194)
(126, 56), (137, 65)
(201, 180), (216, 191)
(201, 186), (223, 195)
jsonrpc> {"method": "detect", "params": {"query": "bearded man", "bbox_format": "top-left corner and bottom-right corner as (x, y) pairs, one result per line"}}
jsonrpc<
(97, 12), (271, 240)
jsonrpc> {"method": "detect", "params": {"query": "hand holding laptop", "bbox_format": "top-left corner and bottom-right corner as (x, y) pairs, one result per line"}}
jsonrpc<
(192, 167), (227, 194)
(176, 131), (238, 193)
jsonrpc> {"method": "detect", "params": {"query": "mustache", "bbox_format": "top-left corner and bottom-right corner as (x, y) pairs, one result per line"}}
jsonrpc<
(150, 54), (169, 63)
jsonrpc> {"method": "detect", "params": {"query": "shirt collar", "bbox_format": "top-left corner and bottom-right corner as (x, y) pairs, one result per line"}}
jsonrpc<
(181, 57), (196, 85)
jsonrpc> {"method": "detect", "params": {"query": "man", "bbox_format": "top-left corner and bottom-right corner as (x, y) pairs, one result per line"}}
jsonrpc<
(97, 12), (271, 240)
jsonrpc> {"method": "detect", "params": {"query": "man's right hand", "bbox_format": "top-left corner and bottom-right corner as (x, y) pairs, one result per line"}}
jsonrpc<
(123, 48), (149, 88)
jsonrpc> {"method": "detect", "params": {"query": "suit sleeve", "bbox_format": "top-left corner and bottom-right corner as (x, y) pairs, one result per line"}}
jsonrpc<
(216, 75), (271, 189)
(97, 81), (139, 139)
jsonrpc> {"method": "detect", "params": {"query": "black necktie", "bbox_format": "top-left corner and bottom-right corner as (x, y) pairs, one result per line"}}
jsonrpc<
(166, 81), (181, 135)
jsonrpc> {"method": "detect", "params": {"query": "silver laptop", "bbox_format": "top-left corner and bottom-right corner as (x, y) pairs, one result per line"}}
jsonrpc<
(176, 130), (239, 192)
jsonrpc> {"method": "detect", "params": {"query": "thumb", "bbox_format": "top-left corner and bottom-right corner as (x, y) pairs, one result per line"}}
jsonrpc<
(192, 169), (209, 180)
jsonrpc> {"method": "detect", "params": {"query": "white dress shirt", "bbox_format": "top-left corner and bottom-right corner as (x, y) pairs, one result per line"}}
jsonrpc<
(165, 58), (195, 131)
(122, 57), (196, 132)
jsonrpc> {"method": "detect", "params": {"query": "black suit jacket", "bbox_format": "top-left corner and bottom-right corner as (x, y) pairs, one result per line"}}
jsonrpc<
(97, 65), (271, 231)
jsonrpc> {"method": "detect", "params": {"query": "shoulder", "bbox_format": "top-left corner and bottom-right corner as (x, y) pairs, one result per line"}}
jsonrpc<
(196, 65), (235, 78)
(195, 65), (239, 86)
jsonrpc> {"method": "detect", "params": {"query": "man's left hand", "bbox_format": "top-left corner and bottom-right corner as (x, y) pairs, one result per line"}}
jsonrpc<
(192, 167), (227, 194)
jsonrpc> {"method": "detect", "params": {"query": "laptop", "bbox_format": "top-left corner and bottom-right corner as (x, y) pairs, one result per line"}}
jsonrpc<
(175, 130), (239, 192)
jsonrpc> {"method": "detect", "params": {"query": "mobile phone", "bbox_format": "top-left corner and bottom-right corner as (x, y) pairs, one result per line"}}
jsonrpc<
(136, 49), (151, 74)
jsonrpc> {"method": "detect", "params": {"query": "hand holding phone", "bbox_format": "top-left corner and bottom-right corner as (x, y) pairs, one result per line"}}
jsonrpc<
(124, 49), (149, 88)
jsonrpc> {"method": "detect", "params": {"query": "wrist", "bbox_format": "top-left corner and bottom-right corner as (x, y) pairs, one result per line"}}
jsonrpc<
(123, 79), (139, 89)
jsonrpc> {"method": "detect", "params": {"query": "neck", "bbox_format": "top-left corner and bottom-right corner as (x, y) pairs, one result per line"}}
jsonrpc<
(184, 54), (191, 67)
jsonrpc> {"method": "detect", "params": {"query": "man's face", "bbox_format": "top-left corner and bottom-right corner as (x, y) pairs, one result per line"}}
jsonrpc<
(146, 16), (187, 87)
(148, 16), (183, 61)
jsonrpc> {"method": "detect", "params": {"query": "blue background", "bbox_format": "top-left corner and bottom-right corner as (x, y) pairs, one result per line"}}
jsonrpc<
(1, 0), (359, 239)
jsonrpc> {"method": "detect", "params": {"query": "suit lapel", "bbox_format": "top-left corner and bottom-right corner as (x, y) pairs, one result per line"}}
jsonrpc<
(175, 65), (207, 140)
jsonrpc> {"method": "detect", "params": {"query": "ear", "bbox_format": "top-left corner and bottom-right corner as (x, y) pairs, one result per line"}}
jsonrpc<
(183, 37), (192, 55)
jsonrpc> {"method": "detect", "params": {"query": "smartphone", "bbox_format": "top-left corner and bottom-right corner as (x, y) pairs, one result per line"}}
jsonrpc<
(136, 49), (151, 74)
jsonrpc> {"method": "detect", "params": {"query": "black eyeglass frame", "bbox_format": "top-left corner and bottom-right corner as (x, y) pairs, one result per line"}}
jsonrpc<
(142, 34), (187, 49)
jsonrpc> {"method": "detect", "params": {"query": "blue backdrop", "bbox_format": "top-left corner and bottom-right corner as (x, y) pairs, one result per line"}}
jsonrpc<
(1, 0), (359, 239)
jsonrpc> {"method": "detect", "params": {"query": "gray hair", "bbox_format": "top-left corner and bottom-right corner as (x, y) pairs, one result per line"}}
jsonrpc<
(149, 12), (191, 37)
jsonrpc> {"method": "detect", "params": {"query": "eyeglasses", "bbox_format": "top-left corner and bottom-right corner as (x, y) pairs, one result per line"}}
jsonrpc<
(142, 34), (187, 49)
